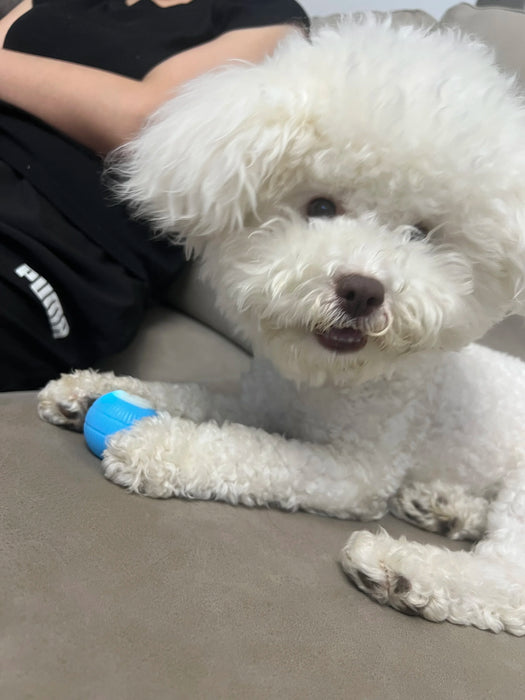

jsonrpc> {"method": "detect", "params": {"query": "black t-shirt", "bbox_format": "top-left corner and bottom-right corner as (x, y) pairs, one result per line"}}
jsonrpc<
(1, 0), (309, 291)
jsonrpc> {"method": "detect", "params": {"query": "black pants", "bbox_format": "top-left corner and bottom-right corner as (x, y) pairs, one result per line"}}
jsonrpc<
(0, 163), (149, 391)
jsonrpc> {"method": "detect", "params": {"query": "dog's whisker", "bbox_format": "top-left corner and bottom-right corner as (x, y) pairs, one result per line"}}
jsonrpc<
(365, 313), (393, 338)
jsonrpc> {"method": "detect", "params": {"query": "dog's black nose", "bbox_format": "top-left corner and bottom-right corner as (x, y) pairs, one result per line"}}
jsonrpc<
(335, 274), (385, 318)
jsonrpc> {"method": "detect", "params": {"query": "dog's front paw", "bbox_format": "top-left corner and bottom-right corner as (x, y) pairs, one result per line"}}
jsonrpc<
(341, 530), (433, 617)
(37, 369), (111, 431)
(102, 413), (197, 498)
(388, 480), (488, 541)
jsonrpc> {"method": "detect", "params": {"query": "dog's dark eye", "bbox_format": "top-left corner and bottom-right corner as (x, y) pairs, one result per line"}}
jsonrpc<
(408, 223), (430, 241)
(307, 197), (337, 219)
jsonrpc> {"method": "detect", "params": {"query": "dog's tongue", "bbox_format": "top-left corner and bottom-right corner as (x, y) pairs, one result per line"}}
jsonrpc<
(315, 327), (367, 353)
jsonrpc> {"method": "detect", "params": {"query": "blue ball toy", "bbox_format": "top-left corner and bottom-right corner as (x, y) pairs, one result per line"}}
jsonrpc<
(84, 390), (158, 459)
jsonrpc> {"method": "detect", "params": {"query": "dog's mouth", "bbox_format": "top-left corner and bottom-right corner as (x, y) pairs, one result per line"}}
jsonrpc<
(314, 326), (368, 353)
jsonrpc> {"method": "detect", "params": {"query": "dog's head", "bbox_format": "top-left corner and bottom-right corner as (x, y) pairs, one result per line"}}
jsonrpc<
(114, 18), (525, 385)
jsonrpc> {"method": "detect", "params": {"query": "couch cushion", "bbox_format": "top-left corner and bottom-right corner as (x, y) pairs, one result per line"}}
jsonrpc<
(2, 390), (524, 699)
(164, 263), (250, 353)
(441, 3), (525, 84)
(98, 304), (249, 383)
(311, 8), (437, 32)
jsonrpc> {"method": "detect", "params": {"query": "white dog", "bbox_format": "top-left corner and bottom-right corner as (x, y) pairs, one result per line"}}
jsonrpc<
(39, 18), (525, 635)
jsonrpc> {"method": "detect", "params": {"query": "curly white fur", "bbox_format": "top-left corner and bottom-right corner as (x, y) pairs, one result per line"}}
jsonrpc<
(42, 18), (525, 635)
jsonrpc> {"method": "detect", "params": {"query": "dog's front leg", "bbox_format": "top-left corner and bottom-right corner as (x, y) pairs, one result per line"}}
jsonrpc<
(38, 369), (217, 430)
(101, 413), (388, 519)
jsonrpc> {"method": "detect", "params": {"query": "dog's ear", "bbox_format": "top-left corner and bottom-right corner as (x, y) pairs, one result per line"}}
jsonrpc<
(507, 247), (525, 317)
(110, 36), (307, 255)
(485, 210), (525, 319)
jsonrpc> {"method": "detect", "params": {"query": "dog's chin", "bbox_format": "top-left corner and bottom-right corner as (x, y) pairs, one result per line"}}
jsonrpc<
(253, 325), (392, 387)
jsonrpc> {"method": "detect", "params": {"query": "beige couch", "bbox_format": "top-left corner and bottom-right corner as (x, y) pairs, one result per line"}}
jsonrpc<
(3, 5), (525, 697)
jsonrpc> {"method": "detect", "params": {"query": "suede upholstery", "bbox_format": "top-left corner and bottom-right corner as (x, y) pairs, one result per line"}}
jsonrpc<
(3, 5), (525, 697)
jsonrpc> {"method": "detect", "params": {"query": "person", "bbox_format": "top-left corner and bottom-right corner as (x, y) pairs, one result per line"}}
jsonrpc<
(0, 0), (309, 391)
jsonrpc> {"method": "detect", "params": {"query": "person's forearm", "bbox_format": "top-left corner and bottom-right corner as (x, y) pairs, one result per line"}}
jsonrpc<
(0, 24), (295, 155)
(0, 48), (154, 154)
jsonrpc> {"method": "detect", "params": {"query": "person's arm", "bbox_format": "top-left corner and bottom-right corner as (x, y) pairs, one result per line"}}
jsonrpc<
(0, 0), (32, 46)
(0, 13), (295, 155)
